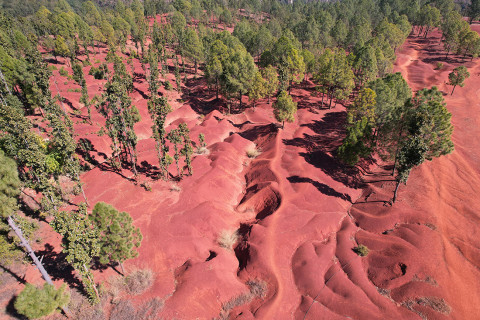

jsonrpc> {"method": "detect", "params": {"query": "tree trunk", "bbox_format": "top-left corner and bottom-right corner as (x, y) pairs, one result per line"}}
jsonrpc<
(83, 264), (100, 300)
(282, 120), (285, 129)
(120, 262), (125, 275)
(239, 91), (242, 108)
(7, 216), (53, 284)
(451, 85), (456, 95)
(392, 179), (401, 203)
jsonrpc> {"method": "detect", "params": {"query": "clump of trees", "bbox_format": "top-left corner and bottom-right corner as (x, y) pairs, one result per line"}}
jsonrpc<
(339, 74), (454, 203)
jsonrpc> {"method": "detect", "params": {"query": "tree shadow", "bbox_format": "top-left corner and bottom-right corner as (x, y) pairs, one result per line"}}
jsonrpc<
(287, 176), (352, 202)
(35, 244), (84, 293)
(137, 160), (160, 179)
(238, 123), (278, 141)
(283, 111), (364, 189)
(134, 86), (149, 100)
(0, 264), (26, 285)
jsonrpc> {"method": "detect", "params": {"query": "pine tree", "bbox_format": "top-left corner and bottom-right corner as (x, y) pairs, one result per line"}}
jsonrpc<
(179, 123), (194, 175)
(52, 203), (100, 304)
(90, 202), (142, 274)
(167, 128), (183, 178)
(249, 71), (267, 110)
(262, 65), (279, 104)
(14, 284), (70, 320)
(273, 90), (297, 128)
(97, 55), (140, 177)
(448, 65), (470, 95)
(54, 36), (70, 64)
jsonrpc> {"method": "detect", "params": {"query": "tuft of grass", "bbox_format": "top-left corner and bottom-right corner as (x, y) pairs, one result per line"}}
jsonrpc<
(124, 269), (154, 296)
(217, 230), (239, 250)
(170, 183), (181, 192)
(216, 279), (267, 320)
(59, 67), (69, 77)
(196, 146), (209, 155)
(246, 279), (267, 298)
(246, 146), (261, 158)
(435, 62), (444, 70)
(353, 244), (369, 256)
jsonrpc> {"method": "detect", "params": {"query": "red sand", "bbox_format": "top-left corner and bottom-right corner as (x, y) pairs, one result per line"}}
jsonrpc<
(4, 26), (480, 320)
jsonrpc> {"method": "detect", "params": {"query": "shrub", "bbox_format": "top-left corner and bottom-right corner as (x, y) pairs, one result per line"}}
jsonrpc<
(435, 62), (444, 70)
(246, 146), (261, 158)
(63, 81), (68, 85)
(82, 59), (91, 67)
(14, 283), (70, 319)
(217, 230), (239, 250)
(89, 64), (107, 80)
(170, 183), (181, 192)
(125, 269), (154, 295)
(48, 65), (57, 71)
(246, 279), (267, 298)
(353, 244), (369, 256)
(164, 80), (172, 90)
(67, 88), (81, 93)
(59, 67), (69, 77)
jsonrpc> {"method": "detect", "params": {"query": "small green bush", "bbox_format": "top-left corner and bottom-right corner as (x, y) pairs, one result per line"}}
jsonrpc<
(435, 62), (444, 70)
(354, 244), (370, 256)
(59, 67), (69, 77)
(88, 64), (107, 80)
(67, 88), (81, 93)
(48, 65), (57, 71)
(164, 80), (172, 90)
(14, 283), (70, 319)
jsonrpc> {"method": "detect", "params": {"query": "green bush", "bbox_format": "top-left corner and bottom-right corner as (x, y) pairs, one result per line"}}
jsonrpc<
(435, 62), (444, 70)
(14, 283), (70, 319)
(89, 64), (107, 80)
(59, 67), (69, 77)
(48, 65), (57, 71)
(164, 80), (172, 90)
(353, 244), (370, 256)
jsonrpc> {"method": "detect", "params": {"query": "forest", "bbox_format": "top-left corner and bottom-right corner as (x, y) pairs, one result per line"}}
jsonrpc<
(0, 0), (479, 319)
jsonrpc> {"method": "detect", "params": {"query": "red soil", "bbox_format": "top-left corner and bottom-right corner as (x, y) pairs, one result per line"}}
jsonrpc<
(4, 26), (480, 320)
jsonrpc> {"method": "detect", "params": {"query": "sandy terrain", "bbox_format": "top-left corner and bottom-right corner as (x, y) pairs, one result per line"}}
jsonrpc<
(2, 25), (480, 320)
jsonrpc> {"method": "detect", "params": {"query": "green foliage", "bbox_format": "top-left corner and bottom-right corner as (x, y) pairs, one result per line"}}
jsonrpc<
(54, 36), (70, 59)
(164, 80), (173, 90)
(249, 71), (267, 108)
(90, 202), (142, 267)
(273, 90), (297, 128)
(59, 66), (69, 77)
(14, 283), (70, 319)
(448, 65), (470, 94)
(407, 87), (454, 160)
(52, 203), (99, 304)
(338, 117), (373, 166)
(353, 244), (369, 257)
(88, 63), (107, 80)
(0, 150), (20, 219)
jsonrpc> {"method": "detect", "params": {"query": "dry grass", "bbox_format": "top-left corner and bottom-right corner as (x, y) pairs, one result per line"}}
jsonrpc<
(66, 289), (105, 320)
(109, 298), (164, 320)
(246, 146), (261, 158)
(195, 146), (209, 155)
(125, 269), (154, 296)
(170, 183), (181, 192)
(246, 279), (267, 298)
(217, 230), (239, 250)
(110, 300), (136, 320)
(215, 279), (267, 320)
